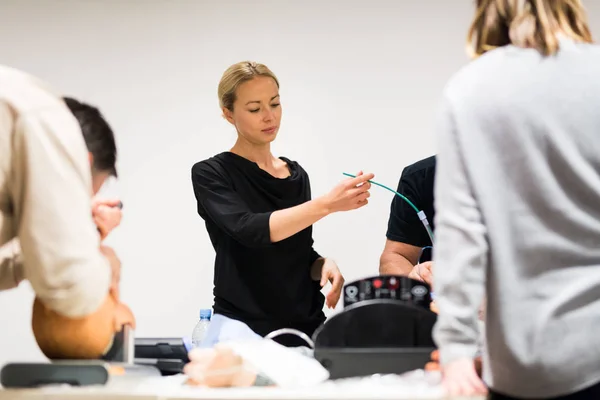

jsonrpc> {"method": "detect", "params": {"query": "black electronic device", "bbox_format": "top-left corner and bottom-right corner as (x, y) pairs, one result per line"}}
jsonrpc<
(1, 361), (110, 388)
(342, 274), (431, 308)
(133, 337), (191, 376)
(0, 361), (159, 388)
(0, 326), (160, 388)
(313, 275), (436, 379)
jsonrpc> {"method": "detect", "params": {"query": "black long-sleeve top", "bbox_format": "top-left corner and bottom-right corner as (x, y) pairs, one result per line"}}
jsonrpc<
(191, 152), (326, 339)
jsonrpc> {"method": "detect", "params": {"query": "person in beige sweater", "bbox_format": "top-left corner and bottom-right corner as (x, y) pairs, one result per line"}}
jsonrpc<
(0, 66), (133, 359)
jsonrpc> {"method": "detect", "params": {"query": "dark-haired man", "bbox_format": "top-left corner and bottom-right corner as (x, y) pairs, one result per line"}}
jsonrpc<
(63, 97), (123, 241)
(0, 65), (132, 359)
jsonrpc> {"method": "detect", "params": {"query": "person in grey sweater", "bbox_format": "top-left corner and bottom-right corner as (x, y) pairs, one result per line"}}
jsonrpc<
(432, 1), (599, 399)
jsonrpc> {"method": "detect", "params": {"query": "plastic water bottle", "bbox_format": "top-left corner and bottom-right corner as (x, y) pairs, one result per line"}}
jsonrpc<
(191, 309), (212, 348)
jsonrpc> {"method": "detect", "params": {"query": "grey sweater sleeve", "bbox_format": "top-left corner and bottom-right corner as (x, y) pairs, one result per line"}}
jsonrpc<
(431, 94), (488, 365)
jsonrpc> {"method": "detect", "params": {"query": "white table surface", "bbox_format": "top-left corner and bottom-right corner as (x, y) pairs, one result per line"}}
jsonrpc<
(0, 371), (485, 400)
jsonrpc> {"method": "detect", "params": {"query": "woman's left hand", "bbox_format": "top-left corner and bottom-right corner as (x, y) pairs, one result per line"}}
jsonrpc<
(319, 258), (345, 309)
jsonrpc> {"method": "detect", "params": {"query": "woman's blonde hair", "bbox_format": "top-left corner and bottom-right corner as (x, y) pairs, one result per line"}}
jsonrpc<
(218, 61), (280, 111)
(467, 0), (593, 58)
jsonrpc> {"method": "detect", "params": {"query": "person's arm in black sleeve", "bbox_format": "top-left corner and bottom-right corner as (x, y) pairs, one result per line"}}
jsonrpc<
(192, 162), (273, 247)
(192, 162), (372, 247)
(303, 171), (325, 277)
(379, 169), (428, 275)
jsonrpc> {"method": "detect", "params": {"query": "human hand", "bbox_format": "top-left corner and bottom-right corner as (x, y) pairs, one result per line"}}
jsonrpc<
(430, 300), (439, 314)
(100, 245), (121, 300)
(408, 261), (433, 286)
(321, 171), (374, 213)
(424, 349), (440, 371)
(319, 258), (345, 309)
(184, 346), (255, 387)
(425, 351), (483, 375)
(442, 357), (487, 397)
(479, 297), (487, 321)
(92, 198), (122, 240)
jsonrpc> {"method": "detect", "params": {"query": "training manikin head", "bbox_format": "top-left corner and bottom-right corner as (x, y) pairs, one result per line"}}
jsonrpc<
(31, 97), (135, 360)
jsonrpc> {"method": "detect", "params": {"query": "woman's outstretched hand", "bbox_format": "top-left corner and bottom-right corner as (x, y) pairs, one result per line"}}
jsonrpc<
(321, 171), (374, 213)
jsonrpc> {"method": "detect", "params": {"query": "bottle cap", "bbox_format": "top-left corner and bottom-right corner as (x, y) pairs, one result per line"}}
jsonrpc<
(199, 309), (212, 319)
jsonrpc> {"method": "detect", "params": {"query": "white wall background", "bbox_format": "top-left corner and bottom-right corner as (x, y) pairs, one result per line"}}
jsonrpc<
(1, 0), (599, 366)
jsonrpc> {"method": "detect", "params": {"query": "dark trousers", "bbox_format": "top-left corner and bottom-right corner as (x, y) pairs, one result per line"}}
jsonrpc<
(489, 380), (600, 400)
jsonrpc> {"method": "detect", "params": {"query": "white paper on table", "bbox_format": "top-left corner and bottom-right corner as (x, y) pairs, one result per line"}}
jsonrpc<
(223, 339), (330, 388)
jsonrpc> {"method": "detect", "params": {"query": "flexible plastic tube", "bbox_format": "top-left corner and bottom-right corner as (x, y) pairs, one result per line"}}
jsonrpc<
(342, 172), (434, 244)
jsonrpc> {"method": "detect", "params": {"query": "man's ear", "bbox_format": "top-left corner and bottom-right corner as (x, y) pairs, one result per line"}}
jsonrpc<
(88, 152), (94, 169)
(222, 107), (235, 125)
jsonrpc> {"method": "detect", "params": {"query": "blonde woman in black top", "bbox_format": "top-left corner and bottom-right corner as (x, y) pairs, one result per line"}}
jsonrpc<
(191, 61), (373, 346)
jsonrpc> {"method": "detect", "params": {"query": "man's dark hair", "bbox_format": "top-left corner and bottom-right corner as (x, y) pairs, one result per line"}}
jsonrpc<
(63, 97), (118, 177)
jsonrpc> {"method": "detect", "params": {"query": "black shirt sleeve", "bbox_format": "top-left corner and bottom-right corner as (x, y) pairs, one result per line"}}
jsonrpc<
(191, 161), (273, 248)
(310, 249), (321, 265)
(386, 168), (430, 248)
(309, 241), (322, 266)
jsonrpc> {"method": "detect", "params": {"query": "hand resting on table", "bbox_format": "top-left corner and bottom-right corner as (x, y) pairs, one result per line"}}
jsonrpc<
(184, 346), (268, 388)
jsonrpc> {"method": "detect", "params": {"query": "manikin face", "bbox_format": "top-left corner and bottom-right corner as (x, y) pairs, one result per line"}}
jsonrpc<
(31, 295), (135, 360)
(223, 76), (282, 146)
(31, 155), (134, 361)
